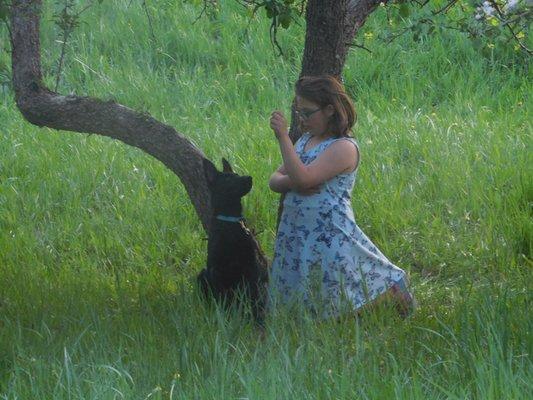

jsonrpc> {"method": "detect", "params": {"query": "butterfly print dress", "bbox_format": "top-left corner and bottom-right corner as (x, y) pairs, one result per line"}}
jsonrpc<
(270, 133), (410, 318)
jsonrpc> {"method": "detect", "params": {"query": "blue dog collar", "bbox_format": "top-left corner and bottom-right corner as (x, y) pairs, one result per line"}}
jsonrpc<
(216, 215), (244, 223)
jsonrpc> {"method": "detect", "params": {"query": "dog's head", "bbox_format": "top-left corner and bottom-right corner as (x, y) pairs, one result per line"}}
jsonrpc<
(203, 158), (252, 212)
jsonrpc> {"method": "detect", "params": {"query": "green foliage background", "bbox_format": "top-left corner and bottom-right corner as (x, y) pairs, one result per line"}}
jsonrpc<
(0, 0), (531, 398)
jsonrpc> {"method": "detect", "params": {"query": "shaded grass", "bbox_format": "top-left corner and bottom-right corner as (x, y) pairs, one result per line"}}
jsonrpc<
(0, 273), (530, 398)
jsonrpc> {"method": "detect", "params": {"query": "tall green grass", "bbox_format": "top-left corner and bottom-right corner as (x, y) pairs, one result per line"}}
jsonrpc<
(0, 0), (531, 398)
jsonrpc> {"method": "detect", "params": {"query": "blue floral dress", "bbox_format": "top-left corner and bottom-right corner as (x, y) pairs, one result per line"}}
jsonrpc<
(270, 133), (410, 318)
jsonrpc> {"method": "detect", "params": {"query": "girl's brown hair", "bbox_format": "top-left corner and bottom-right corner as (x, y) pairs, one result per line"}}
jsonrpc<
(295, 75), (356, 137)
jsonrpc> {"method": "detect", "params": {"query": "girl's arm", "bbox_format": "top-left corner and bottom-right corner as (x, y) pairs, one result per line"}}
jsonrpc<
(270, 111), (358, 190)
(269, 165), (321, 195)
(269, 165), (292, 193)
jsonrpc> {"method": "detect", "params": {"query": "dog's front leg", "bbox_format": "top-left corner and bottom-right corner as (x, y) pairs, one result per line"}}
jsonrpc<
(197, 268), (213, 299)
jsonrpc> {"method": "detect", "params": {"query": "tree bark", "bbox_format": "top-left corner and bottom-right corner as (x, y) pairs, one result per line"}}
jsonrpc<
(10, 0), (212, 232)
(302, 0), (384, 78)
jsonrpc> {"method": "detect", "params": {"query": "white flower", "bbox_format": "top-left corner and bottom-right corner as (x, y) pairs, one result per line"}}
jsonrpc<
(504, 0), (519, 12)
(482, 2), (495, 16)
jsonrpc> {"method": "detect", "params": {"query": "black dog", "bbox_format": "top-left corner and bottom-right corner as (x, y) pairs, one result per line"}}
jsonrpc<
(197, 158), (269, 326)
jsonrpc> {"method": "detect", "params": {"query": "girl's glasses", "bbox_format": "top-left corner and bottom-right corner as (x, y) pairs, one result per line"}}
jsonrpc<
(295, 108), (321, 120)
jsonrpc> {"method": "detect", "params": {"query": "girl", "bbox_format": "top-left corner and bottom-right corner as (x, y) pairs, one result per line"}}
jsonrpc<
(268, 75), (415, 318)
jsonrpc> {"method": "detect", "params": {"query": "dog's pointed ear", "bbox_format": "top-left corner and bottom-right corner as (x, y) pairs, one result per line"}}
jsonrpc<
(203, 158), (218, 185)
(222, 158), (233, 173)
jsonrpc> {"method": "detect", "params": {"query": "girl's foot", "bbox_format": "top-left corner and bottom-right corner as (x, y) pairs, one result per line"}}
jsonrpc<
(389, 279), (416, 318)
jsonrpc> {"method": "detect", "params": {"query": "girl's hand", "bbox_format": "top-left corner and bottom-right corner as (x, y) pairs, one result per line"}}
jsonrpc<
(270, 111), (289, 139)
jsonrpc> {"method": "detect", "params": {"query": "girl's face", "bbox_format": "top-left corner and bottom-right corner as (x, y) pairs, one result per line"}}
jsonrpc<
(295, 96), (334, 137)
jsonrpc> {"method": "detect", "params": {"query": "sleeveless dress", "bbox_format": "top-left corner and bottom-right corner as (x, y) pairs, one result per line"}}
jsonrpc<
(270, 133), (411, 318)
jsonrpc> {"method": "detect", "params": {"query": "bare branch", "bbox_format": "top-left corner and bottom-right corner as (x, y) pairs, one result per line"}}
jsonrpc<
(350, 42), (372, 53)
(142, 0), (157, 43)
(432, 0), (458, 16)
(269, 15), (284, 56)
(53, 1), (96, 92)
(192, 0), (217, 25)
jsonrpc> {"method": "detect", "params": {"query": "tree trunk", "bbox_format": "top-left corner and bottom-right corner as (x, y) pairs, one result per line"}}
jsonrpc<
(10, 0), (212, 232)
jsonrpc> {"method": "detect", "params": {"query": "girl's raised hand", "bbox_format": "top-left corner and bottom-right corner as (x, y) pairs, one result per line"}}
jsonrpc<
(270, 111), (289, 139)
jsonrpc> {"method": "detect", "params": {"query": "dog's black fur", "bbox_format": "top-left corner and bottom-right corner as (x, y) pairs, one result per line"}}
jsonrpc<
(197, 158), (269, 326)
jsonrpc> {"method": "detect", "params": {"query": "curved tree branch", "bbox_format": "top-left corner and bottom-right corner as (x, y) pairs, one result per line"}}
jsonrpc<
(10, 0), (213, 232)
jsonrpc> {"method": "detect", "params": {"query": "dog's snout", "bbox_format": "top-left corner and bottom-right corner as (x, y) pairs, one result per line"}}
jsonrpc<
(240, 176), (252, 195)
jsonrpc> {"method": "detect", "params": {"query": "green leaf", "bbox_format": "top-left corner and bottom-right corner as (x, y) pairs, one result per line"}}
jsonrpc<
(489, 17), (499, 27)
(279, 13), (291, 29)
(0, 2), (10, 22)
(265, 5), (276, 19)
(399, 3), (410, 18)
